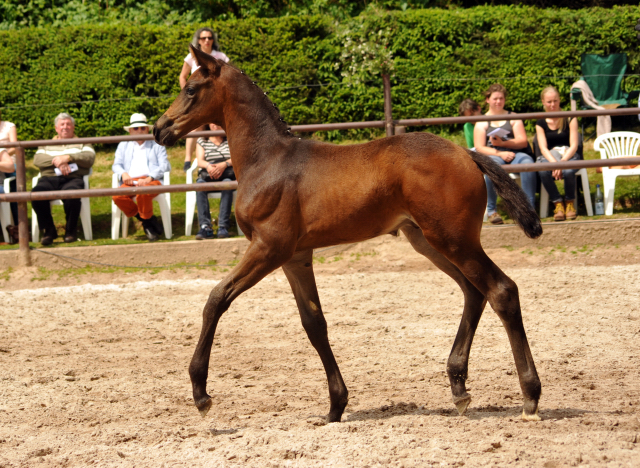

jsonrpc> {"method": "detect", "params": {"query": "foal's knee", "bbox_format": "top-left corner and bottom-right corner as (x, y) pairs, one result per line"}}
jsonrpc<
(487, 277), (520, 319)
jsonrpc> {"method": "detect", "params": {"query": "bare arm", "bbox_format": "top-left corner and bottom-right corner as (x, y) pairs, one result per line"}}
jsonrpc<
(0, 150), (14, 172)
(562, 118), (580, 161)
(4, 125), (17, 156)
(179, 62), (191, 89)
(196, 142), (207, 169)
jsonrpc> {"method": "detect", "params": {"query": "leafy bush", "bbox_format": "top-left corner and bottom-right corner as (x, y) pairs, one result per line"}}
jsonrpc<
(1, 6), (640, 144)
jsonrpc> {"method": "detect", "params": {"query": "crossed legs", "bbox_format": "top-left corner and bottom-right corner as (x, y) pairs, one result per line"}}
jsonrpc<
(401, 224), (541, 420)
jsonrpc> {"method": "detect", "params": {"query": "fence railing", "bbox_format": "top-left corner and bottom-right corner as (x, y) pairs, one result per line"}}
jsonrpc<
(2, 106), (640, 266)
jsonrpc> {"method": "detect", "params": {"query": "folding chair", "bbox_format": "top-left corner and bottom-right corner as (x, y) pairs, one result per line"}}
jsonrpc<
(31, 171), (93, 242)
(111, 172), (172, 240)
(184, 160), (242, 236)
(570, 54), (640, 138)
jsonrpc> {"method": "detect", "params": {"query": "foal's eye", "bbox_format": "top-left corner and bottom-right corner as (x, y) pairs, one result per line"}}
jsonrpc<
(186, 86), (196, 96)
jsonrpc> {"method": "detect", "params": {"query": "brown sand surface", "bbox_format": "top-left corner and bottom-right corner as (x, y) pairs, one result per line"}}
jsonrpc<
(0, 232), (639, 467)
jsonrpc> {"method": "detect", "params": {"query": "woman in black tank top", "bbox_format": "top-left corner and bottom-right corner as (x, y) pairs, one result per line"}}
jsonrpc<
(535, 86), (581, 222)
(473, 83), (536, 224)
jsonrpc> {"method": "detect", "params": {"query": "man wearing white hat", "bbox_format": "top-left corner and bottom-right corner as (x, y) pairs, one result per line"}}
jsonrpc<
(112, 113), (171, 242)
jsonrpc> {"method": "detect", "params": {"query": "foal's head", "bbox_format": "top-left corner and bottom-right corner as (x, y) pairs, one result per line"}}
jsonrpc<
(154, 45), (229, 146)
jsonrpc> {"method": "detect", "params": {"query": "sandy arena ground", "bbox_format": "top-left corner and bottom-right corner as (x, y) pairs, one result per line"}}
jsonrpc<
(1, 232), (639, 467)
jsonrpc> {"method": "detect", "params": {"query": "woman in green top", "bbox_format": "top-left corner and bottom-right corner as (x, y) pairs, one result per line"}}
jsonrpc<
(458, 99), (481, 148)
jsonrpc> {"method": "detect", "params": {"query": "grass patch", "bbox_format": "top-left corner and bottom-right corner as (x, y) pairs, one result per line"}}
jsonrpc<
(0, 267), (13, 281)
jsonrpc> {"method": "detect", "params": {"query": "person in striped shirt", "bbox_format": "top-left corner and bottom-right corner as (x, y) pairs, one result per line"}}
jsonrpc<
(194, 124), (235, 239)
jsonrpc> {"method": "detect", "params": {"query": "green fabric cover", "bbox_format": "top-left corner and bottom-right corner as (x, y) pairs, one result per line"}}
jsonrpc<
(580, 53), (629, 106)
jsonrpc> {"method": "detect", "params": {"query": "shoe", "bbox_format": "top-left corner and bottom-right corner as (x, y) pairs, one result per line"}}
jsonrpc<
(64, 234), (77, 243)
(487, 212), (504, 225)
(195, 225), (214, 240)
(41, 229), (58, 246)
(183, 161), (192, 172)
(565, 200), (577, 220)
(217, 227), (230, 239)
(6, 225), (19, 244)
(141, 219), (159, 242)
(148, 215), (164, 236)
(553, 201), (566, 222)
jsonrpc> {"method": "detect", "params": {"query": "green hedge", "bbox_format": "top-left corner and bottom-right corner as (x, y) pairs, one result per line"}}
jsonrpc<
(1, 5), (640, 144)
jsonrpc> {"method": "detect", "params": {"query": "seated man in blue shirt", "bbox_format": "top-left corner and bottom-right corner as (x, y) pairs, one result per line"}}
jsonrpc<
(112, 113), (171, 242)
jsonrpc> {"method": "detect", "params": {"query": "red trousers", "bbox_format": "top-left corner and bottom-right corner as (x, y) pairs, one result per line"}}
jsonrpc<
(112, 178), (162, 219)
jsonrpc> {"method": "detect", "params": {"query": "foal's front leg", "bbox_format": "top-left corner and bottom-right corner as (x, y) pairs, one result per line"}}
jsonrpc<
(190, 240), (291, 417)
(282, 250), (349, 423)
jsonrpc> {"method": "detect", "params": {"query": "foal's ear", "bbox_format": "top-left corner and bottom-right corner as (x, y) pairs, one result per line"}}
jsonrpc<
(190, 44), (223, 77)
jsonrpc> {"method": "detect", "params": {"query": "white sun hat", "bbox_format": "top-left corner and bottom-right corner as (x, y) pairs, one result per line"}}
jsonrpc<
(124, 113), (152, 131)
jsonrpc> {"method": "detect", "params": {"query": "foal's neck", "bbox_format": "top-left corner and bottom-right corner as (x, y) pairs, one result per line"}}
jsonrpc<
(221, 70), (292, 172)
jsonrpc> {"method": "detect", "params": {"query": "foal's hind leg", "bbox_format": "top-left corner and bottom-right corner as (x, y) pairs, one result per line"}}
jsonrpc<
(419, 228), (542, 421)
(282, 250), (348, 423)
(401, 226), (487, 416)
(190, 239), (293, 417)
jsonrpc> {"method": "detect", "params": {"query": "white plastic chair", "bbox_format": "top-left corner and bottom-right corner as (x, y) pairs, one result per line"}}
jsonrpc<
(185, 160), (242, 236)
(31, 171), (93, 242)
(539, 168), (593, 218)
(1, 176), (15, 243)
(111, 172), (172, 240)
(593, 132), (640, 215)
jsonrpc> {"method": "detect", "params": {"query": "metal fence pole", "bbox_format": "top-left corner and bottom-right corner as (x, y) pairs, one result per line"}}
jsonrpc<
(383, 74), (394, 137)
(14, 147), (31, 266)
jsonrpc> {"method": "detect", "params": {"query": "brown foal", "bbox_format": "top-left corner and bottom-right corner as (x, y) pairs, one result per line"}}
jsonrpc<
(154, 45), (544, 423)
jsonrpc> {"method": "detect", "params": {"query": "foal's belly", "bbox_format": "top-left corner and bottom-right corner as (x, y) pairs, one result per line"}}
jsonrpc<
(295, 209), (412, 251)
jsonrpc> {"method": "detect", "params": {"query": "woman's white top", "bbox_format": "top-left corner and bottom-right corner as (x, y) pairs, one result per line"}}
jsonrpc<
(0, 120), (16, 165)
(184, 50), (230, 74)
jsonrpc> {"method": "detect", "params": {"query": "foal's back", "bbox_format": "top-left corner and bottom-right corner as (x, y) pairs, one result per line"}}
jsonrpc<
(266, 132), (487, 250)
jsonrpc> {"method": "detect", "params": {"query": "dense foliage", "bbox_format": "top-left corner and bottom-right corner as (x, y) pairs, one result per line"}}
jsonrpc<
(0, 0), (636, 28)
(1, 5), (639, 142)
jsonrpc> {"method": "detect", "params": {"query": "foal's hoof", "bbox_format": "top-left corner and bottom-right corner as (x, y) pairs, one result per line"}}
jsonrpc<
(195, 397), (212, 418)
(453, 394), (472, 416)
(521, 398), (540, 421)
(521, 408), (541, 422)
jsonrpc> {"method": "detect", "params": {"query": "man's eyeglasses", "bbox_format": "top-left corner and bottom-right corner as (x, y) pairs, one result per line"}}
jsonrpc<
(199, 36), (213, 41)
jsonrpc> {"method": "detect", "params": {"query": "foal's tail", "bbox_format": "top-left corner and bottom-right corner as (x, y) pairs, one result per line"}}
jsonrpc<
(468, 150), (543, 239)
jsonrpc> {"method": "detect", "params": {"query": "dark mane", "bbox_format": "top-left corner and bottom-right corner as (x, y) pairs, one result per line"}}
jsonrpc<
(224, 62), (293, 138)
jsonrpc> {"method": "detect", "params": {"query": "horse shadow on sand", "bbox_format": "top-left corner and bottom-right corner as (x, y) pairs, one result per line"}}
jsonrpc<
(340, 402), (600, 422)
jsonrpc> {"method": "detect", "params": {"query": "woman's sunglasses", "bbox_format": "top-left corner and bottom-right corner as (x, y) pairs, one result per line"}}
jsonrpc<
(199, 36), (213, 41)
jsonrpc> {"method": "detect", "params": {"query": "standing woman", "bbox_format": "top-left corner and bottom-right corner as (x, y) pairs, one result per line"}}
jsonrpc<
(474, 83), (536, 224)
(0, 110), (18, 228)
(179, 28), (229, 171)
(535, 86), (581, 221)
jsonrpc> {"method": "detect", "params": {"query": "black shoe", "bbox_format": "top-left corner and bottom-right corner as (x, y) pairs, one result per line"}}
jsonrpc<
(41, 230), (58, 246)
(64, 234), (77, 243)
(141, 219), (159, 242)
(148, 215), (164, 237)
(217, 227), (230, 239)
(195, 225), (214, 240)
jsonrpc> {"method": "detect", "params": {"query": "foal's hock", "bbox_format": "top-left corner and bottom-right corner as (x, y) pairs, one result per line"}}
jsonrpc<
(154, 45), (543, 422)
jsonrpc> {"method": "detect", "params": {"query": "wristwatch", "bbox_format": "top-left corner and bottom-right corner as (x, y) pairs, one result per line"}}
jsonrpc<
(225, 160), (230, 167)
